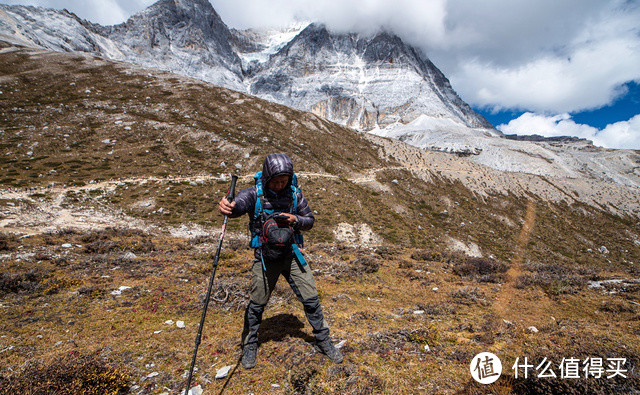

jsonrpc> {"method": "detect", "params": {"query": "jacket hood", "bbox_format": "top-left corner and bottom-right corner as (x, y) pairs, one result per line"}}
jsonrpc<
(262, 153), (294, 188)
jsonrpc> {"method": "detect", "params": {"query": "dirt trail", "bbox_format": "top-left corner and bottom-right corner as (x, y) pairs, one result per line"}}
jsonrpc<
(492, 199), (553, 321)
(0, 168), (406, 236)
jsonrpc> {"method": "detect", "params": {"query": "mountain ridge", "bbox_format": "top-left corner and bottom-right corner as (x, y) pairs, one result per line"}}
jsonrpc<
(0, 1), (490, 130)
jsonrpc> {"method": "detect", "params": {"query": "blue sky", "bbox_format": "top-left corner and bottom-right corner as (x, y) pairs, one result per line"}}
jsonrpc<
(3, 0), (640, 149)
(477, 81), (640, 137)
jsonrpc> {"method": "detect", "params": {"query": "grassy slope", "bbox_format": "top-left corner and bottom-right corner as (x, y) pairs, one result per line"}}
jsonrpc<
(1, 45), (639, 393)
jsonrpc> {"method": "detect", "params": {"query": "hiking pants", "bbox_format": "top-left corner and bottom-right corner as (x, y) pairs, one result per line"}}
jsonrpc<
(242, 255), (330, 346)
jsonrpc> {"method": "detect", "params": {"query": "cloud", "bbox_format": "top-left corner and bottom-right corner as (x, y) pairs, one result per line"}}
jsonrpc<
(447, 3), (640, 113)
(497, 113), (640, 150)
(213, 0), (447, 42)
(1, 0), (154, 25)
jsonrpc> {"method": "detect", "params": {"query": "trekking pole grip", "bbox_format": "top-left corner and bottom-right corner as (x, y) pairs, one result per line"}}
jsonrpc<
(227, 175), (238, 202)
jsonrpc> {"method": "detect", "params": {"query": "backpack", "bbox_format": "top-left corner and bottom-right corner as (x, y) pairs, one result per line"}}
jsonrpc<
(249, 171), (306, 268)
(260, 214), (295, 261)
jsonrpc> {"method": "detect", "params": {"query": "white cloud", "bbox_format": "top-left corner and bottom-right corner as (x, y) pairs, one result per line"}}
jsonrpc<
(213, 0), (447, 43)
(447, 3), (640, 113)
(1, 0), (154, 25)
(497, 113), (640, 150)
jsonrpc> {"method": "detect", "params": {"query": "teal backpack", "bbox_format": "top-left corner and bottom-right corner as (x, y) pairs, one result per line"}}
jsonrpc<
(250, 171), (306, 269)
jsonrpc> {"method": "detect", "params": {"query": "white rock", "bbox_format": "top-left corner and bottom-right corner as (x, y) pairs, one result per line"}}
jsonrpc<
(165, 320), (174, 325)
(599, 246), (609, 254)
(111, 286), (131, 295)
(61, 243), (73, 248)
(432, 287), (439, 292)
(153, 330), (162, 334)
(146, 372), (159, 379)
(188, 385), (203, 395)
(424, 344), (430, 352)
(413, 310), (425, 315)
(527, 326), (539, 333)
(215, 365), (232, 379)
(176, 321), (185, 329)
(335, 340), (347, 349)
(123, 252), (137, 260)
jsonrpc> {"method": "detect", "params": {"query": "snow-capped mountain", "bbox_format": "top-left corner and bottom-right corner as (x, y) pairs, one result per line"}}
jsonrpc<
(96, 0), (244, 90)
(1, 0), (639, 200)
(0, 0), (244, 90)
(236, 23), (492, 131)
(0, 1), (489, 131)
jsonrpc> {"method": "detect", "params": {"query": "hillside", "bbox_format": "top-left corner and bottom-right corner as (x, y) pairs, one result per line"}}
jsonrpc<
(1, 44), (640, 393)
(2, 0), (639, 198)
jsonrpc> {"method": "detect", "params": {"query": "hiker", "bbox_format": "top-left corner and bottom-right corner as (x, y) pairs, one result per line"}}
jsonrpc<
(218, 153), (343, 369)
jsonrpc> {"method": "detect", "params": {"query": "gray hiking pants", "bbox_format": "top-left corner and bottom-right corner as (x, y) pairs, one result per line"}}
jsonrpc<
(242, 255), (330, 346)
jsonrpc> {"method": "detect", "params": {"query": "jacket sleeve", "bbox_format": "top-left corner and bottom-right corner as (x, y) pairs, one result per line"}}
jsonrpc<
(295, 191), (315, 231)
(229, 186), (256, 218)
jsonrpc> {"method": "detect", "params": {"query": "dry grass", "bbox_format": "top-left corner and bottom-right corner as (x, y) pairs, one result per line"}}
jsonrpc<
(1, 228), (639, 393)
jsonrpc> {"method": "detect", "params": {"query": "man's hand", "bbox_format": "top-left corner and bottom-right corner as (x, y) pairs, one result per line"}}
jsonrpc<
(275, 212), (297, 226)
(218, 196), (236, 216)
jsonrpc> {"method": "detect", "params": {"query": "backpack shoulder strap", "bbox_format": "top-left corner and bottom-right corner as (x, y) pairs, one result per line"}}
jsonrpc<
(253, 171), (264, 220)
(290, 173), (299, 214)
(290, 173), (304, 247)
(251, 171), (264, 248)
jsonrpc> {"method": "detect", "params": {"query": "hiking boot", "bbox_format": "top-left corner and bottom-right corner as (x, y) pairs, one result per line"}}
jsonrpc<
(314, 338), (343, 363)
(241, 343), (258, 369)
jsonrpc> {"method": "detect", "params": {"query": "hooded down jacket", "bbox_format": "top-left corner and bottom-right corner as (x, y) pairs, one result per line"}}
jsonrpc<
(230, 154), (314, 257)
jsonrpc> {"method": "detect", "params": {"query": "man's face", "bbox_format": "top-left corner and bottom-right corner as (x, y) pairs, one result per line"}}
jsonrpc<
(267, 175), (290, 193)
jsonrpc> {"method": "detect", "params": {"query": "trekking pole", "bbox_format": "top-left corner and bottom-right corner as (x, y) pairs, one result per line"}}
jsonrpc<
(184, 175), (238, 395)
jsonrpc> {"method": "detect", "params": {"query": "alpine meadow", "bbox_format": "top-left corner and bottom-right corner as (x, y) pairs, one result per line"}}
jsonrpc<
(1, 1), (640, 394)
